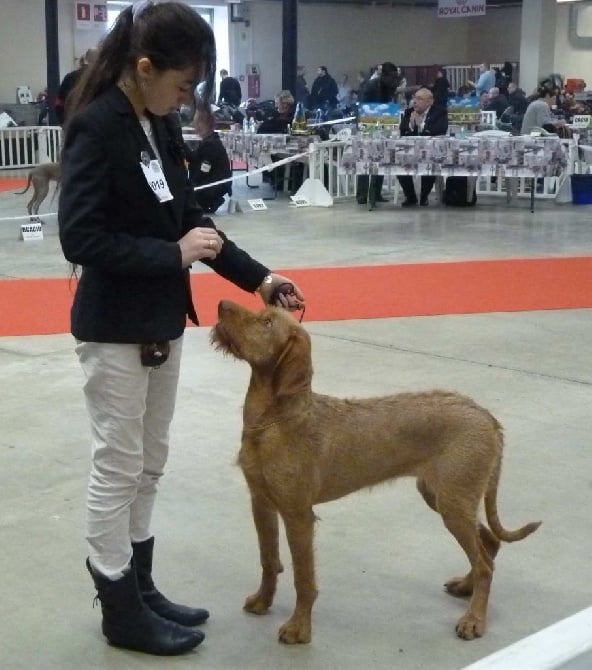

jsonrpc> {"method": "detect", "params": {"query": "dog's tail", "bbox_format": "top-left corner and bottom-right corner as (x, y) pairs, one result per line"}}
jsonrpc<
(14, 172), (32, 195)
(484, 422), (542, 543)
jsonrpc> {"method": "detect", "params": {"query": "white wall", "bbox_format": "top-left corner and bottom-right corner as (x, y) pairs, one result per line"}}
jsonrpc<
(555, 4), (592, 87)
(237, 1), (474, 100)
(465, 6), (522, 65)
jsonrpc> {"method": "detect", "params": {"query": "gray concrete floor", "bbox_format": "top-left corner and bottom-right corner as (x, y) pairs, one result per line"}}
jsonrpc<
(1, 175), (591, 670)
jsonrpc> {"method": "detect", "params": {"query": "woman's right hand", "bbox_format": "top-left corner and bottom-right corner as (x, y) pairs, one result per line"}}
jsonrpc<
(178, 227), (224, 267)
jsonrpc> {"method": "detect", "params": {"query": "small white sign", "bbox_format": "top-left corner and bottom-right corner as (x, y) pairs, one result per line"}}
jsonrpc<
(20, 219), (43, 241)
(572, 115), (591, 129)
(247, 198), (268, 211)
(290, 195), (311, 207)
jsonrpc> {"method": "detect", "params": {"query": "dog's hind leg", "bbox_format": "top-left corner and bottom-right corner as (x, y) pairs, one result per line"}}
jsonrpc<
(244, 494), (283, 615)
(417, 479), (500, 599)
(30, 178), (49, 216)
(278, 508), (317, 644)
(438, 497), (494, 640)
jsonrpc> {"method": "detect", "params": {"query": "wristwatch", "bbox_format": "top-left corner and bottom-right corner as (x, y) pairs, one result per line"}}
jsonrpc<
(256, 274), (273, 293)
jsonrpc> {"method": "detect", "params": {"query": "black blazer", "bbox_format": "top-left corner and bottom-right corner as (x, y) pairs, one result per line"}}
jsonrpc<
(399, 105), (448, 137)
(59, 86), (268, 343)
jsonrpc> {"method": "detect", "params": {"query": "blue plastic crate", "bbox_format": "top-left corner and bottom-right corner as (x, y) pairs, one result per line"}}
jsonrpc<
(571, 174), (592, 205)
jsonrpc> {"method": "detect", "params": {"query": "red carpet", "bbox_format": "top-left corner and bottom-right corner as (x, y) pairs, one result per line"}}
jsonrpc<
(0, 257), (591, 337)
(0, 178), (28, 193)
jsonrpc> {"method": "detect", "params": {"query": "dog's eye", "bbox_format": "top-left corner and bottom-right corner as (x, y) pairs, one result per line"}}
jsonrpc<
(263, 318), (273, 329)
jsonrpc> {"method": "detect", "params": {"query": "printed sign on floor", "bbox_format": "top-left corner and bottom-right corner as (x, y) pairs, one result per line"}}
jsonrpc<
(247, 198), (268, 211)
(290, 195), (311, 207)
(20, 219), (43, 241)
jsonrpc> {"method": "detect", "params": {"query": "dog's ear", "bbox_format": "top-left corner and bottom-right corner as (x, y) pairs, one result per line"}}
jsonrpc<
(272, 328), (313, 399)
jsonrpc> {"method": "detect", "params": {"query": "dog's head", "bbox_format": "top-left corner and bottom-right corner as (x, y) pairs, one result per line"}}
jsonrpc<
(211, 300), (312, 398)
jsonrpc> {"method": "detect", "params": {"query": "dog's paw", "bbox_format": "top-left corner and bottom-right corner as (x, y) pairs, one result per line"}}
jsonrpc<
(278, 618), (311, 644)
(244, 593), (272, 615)
(444, 575), (473, 598)
(455, 612), (486, 640)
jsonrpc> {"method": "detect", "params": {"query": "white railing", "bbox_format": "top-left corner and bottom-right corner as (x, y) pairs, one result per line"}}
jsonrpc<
(444, 64), (508, 94)
(308, 135), (571, 204)
(0, 126), (62, 169)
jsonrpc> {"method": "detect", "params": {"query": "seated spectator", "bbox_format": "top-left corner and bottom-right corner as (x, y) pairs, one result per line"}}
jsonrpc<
(507, 82), (528, 116)
(484, 87), (509, 118)
(187, 99), (232, 214)
(521, 79), (567, 135)
(257, 90), (295, 134)
(258, 91), (303, 192)
(397, 87), (448, 207)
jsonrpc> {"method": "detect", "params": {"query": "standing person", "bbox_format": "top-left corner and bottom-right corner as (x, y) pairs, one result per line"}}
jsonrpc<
(432, 67), (450, 108)
(294, 65), (309, 106)
(309, 66), (338, 110)
(187, 97), (232, 213)
(217, 68), (242, 107)
(55, 48), (97, 125)
(357, 61), (401, 205)
(468, 63), (496, 99)
(58, 1), (304, 657)
(397, 87), (448, 207)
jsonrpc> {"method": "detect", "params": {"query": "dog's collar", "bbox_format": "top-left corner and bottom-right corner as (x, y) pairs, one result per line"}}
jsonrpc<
(242, 414), (301, 433)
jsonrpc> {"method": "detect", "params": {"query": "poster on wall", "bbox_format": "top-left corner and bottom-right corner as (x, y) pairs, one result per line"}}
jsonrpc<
(437, 0), (486, 18)
(93, 2), (108, 28)
(76, 2), (92, 29)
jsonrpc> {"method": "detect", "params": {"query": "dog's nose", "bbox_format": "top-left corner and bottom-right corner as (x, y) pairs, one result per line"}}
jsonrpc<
(218, 300), (233, 317)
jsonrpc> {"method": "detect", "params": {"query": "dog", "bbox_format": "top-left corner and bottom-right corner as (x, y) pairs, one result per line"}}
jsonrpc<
(211, 300), (541, 645)
(14, 162), (61, 216)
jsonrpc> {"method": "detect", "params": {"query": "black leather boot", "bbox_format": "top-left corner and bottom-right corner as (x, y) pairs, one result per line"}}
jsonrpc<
(132, 537), (210, 627)
(86, 558), (204, 655)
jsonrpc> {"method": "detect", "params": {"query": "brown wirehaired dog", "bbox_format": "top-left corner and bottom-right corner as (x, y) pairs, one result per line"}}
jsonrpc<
(211, 300), (541, 645)
(14, 162), (61, 216)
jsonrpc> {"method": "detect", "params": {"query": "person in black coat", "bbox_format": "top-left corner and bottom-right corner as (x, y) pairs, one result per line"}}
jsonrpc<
(432, 67), (450, 108)
(217, 69), (242, 107)
(397, 87), (448, 206)
(58, 3), (304, 658)
(54, 48), (97, 125)
(309, 66), (338, 110)
(356, 62), (401, 204)
(484, 87), (509, 119)
(187, 100), (232, 213)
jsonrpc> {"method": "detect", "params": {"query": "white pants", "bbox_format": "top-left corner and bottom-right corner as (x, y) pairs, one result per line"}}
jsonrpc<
(76, 337), (183, 580)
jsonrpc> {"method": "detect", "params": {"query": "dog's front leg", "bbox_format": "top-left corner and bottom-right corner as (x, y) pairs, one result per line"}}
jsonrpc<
(278, 509), (317, 644)
(244, 494), (283, 615)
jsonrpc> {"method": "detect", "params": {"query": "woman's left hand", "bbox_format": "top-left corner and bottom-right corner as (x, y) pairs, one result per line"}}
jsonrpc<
(258, 273), (305, 310)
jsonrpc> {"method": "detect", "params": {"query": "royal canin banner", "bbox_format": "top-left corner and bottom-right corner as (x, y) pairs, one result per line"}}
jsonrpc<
(437, 0), (486, 18)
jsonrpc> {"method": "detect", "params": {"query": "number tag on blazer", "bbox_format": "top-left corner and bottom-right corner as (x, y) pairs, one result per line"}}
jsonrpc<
(140, 159), (174, 203)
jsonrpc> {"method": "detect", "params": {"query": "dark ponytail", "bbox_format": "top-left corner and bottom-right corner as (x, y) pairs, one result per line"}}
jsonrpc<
(65, 2), (216, 134)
